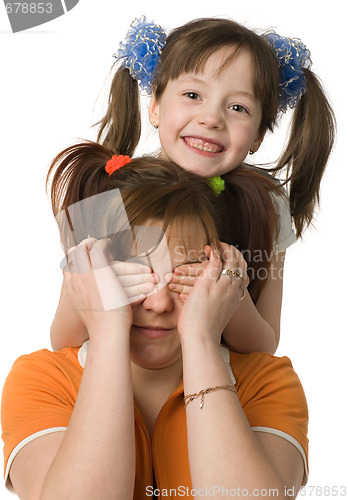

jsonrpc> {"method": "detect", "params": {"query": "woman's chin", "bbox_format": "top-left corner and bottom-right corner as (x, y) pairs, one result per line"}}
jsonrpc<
(130, 344), (182, 371)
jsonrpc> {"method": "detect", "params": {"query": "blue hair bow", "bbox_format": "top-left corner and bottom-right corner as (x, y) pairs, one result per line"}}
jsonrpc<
(263, 31), (312, 111)
(116, 16), (166, 93)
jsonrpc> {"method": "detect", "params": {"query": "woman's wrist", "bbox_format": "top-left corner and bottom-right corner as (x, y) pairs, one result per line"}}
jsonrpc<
(181, 339), (234, 399)
(87, 318), (131, 346)
(180, 331), (221, 353)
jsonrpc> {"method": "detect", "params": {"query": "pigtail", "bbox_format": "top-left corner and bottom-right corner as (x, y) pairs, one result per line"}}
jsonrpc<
(96, 66), (141, 157)
(275, 69), (336, 236)
(46, 141), (114, 217)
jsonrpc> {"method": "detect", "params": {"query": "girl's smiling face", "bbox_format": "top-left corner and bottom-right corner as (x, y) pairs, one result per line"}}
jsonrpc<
(149, 48), (264, 178)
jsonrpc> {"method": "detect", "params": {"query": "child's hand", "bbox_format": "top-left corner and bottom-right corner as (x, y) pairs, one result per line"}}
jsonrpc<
(166, 244), (249, 302)
(110, 260), (159, 306)
(166, 261), (209, 302)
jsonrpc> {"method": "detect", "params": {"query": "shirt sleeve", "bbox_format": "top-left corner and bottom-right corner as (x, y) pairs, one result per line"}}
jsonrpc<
(231, 352), (309, 485)
(1, 349), (81, 490)
(272, 189), (297, 254)
(271, 190), (297, 253)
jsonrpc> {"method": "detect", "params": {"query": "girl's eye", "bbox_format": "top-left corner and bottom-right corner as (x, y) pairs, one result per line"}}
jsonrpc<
(230, 104), (249, 114)
(184, 91), (201, 100)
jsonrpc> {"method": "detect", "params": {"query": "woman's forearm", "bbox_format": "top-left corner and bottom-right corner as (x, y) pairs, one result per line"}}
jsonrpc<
(50, 279), (89, 350)
(40, 332), (135, 500)
(182, 339), (286, 498)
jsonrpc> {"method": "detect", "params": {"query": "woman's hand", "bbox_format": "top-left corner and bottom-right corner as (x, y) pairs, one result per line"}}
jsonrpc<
(177, 242), (247, 346)
(64, 238), (133, 339)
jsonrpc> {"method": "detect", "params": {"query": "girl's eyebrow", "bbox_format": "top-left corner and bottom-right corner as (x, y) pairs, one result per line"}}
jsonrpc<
(177, 75), (206, 84)
(234, 90), (256, 101)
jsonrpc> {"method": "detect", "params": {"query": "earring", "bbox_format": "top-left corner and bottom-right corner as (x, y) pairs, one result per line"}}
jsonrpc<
(249, 150), (255, 155)
(152, 120), (159, 130)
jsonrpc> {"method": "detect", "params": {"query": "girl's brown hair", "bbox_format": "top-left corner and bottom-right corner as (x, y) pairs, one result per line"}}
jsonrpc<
(97, 17), (335, 237)
(47, 141), (219, 258)
(47, 141), (278, 301)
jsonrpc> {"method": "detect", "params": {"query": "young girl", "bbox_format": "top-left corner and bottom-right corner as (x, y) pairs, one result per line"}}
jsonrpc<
(51, 17), (335, 354)
(2, 143), (308, 498)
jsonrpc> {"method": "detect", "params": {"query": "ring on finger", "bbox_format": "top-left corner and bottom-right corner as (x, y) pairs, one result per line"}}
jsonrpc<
(221, 268), (245, 280)
(68, 260), (76, 270)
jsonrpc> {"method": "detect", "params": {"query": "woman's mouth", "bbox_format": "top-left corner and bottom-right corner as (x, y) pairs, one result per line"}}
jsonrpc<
(133, 325), (173, 339)
(182, 136), (224, 154)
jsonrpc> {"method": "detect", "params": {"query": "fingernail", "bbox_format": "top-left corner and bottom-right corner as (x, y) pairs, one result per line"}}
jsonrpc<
(164, 273), (173, 283)
(151, 273), (160, 284)
(174, 268), (184, 275)
(139, 283), (155, 294)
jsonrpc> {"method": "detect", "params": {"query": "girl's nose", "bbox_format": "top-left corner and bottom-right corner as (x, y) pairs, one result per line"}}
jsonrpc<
(197, 104), (224, 129)
(142, 284), (174, 313)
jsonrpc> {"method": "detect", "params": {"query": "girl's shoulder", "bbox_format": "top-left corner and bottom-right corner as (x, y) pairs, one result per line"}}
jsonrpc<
(239, 165), (297, 252)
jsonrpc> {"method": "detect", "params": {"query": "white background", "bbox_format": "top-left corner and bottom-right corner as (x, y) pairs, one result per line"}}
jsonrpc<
(0, 0), (346, 498)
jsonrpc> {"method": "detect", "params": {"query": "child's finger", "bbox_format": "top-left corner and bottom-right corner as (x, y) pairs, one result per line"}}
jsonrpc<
(90, 240), (129, 310)
(116, 272), (159, 288)
(174, 261), (207, 277)
(169, 274), (197, 287)
(123, 281), (156, 298)
(110, 260), (152, 277)
(168, 282), (193, 295)
(129, 294), (147, 306)
(200, 245), (222, 282)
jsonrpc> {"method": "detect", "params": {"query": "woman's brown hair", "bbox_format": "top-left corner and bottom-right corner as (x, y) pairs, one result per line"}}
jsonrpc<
(97, 17), (335, 237)
(47, 142), (277, 301)
(47, 141), (278, 301)
(47, 141), (219, 258)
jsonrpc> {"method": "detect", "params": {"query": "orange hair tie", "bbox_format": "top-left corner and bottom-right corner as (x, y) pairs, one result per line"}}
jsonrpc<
(105, 155), (132, 176)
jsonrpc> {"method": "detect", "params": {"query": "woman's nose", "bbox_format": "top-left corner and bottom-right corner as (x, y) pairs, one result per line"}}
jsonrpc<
(142, 284), (174, 313)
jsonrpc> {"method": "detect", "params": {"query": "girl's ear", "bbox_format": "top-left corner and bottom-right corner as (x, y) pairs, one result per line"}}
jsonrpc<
(250, 132), (265, 154)
(149, 94), (160, 126)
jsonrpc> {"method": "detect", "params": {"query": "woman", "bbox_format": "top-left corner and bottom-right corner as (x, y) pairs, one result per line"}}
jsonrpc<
(1, 142), (308, 499)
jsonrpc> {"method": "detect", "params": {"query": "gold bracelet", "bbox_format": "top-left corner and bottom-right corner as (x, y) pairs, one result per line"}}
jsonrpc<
(184, 384), (236, 410)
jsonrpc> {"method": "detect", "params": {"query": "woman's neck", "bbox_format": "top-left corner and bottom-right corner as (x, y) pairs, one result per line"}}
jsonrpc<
(131, 357), (183, 397)
(131, 358), (183, 437)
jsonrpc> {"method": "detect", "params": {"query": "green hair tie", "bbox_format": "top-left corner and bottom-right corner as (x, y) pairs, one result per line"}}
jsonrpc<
(207, 176), (225, 196)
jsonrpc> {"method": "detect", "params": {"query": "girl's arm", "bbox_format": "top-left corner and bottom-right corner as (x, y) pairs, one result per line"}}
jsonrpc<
(10, 240), (136, 500)
(222, 250), (286, 354)
(170, 250), (285, 354)
(179, 245), (304, 497)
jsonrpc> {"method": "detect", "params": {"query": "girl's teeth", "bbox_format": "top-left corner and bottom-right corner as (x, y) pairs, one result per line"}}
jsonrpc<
(186, 140), (220, 153)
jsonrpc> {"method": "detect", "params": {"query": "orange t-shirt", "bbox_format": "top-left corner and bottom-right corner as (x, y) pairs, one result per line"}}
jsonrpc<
(1, 345), (308, 498)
